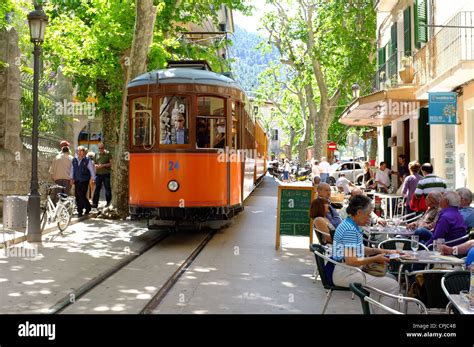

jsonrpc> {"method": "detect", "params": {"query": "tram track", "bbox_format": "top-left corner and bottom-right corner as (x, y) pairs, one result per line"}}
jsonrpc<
(139, 230), (215, 314)
(48, 226), (216, 314)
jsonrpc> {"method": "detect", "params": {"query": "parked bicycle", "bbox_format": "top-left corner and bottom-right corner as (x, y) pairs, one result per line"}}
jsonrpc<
(40, 182), (75, 233)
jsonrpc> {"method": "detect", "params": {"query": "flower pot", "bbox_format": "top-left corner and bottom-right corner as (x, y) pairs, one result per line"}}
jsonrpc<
(399, 66), (414, 84)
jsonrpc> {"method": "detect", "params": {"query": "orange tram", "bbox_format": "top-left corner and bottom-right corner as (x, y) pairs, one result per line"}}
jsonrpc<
(127, 61), (268, 224)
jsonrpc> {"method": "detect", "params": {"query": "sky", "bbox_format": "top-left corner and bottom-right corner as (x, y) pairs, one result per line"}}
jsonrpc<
(233, 1), (267, 33)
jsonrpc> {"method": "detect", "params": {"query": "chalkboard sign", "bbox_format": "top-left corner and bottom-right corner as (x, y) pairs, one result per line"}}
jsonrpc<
(275, 185), (314, 250)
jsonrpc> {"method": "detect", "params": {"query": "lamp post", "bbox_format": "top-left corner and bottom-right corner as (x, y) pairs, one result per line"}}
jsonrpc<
(26, 3), (48, 242)
(351, 83), (360, 99)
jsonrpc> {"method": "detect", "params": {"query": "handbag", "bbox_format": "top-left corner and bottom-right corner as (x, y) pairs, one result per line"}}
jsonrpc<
(410, 194), (427, 212)
(362, 262), (387, 277)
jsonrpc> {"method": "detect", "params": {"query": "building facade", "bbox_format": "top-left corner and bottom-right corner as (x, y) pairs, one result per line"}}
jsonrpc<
(341, 0), (474, 190)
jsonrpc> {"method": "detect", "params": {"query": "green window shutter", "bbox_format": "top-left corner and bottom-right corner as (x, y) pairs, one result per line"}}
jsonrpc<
(377, 47), (386, 69)
(388, 23), (398, 80)
(404, 6), (412, 56)
(414, 0), (428, 48)
(377, 46), (387, 88)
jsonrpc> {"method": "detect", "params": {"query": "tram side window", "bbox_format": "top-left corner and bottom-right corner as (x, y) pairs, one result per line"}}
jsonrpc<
(132, 97), (153, 147)
(232, 101), (240, 150)
(196, 96), (226, 149)
(159, 96), (189, 145)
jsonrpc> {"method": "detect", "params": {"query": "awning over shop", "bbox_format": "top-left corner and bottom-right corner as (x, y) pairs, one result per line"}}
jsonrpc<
(339, 86), (425, 127)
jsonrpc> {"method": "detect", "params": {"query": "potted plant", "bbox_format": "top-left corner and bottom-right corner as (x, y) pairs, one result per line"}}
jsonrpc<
(399, 55), (414, 84)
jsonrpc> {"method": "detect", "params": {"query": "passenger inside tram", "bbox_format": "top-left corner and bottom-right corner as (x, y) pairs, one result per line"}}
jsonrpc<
(214, 119), (226, 148)
(195, 117), (226, 149)
(196, 119), (210, 148)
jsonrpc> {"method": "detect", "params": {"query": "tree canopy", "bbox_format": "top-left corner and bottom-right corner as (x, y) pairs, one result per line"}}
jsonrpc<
(258, 0), (376, 161)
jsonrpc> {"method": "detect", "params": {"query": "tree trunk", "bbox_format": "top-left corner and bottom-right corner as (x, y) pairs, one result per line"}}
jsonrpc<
(363, 138), (368, 161)
(313, 115), (330, 163)
(109, 0), (157, 218)
(369, 130), (378, 161)
(297, 115), (312, 165)
(101, 107), (117, 153)
(288, 127), (295, 160)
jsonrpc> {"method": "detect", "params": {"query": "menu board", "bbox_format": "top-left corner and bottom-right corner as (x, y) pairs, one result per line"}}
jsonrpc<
(275, 185), (314, 250)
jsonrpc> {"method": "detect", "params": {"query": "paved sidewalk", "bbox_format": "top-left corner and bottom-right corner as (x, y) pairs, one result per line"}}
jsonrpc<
(0, 218), (158, 314)
(154, 176), (360, 314)
(0, 176), (362, 314)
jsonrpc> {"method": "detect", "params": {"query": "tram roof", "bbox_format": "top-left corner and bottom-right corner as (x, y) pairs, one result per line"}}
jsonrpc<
(128, 68), (245, 92)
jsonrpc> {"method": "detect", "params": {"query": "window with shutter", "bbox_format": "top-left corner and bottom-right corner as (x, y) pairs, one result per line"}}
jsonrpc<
(377, 46), (387, 89)
(404, 6), (412, 56)
(414, 0), (428, 48)
(388, 23), (398, 81)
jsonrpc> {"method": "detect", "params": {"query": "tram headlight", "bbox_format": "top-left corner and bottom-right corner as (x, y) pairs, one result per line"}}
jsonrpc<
(167, 180), (179, 192)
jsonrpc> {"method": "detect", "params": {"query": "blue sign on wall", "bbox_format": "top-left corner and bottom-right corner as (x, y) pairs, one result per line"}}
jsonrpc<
(428, 92), (457, 124)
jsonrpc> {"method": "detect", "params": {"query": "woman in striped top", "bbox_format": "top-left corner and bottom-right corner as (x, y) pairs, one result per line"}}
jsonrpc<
(331, 195), (400, 312)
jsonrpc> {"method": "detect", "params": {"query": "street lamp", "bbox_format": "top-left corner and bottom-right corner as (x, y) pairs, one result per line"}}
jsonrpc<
(26, 3), (48, 242)
(351, 83), (360, 99)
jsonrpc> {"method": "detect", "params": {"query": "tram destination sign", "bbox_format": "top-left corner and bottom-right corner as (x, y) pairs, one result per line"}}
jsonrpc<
(275, 185), (314, 250)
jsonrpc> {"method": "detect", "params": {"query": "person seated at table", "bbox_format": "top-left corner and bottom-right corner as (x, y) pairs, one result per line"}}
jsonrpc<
(310, 197), (335, 244)
(407, 191), (441, 239)
(316, 183), (342, 227)
(421, 190), (467, 247)
(313, 175), (321, 194)
(331, 195), (400, 312)
(362, 161), (374, 189)
(440, 239), (474, 268)
(336, 173), (355, 195)
(457, 187), (474, 229)
(348, 188), (387, 227)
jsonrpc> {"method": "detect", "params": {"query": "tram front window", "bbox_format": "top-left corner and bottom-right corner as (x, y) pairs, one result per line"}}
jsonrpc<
(132, 97), (153, 147)
(196, 96), (226, 149)
(159, 96), (189, 145)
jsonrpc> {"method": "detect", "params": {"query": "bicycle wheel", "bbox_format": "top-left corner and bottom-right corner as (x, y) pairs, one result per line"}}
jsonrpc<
(56, 205), (71, 232)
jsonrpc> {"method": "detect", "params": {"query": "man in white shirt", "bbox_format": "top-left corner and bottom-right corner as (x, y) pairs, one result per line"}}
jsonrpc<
(375, 161), (391, 193)
(318, 157), (331, 183)
(336, 173), (354, 194)
(312, 159), (320, 179)
(49, 145), (73, 202)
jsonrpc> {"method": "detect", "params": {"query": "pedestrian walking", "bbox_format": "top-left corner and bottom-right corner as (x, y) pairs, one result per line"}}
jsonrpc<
(318, 157), (331, 183)
(70, 146), (96, 217)
(86, 150), (97, 201)
(92, 143), (113, 208)
(49, 145), (73, 202)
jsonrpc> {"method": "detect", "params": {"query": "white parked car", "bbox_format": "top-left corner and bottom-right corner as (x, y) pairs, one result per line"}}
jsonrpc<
(328, 161), (364, 186)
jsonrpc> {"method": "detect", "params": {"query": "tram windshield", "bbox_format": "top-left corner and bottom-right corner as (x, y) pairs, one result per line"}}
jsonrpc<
(159, 96), (190, 145)
(196, 96), (226, 149)
(131, 97), (153, 147)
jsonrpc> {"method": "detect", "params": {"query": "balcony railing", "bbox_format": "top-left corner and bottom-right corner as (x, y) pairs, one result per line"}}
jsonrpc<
(372, 50), (414, 92)
(414, 11), (474, 86)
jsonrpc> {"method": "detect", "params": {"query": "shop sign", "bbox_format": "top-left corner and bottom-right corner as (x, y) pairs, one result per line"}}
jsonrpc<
(428, 92), (457, 124)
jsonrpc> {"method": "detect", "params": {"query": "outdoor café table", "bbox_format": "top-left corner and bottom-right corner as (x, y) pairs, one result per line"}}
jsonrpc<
(374, 192), (404, 219)
(448, 295), (474, 314)
(369, 225), (414, 237)
(395, 250), (465, 289)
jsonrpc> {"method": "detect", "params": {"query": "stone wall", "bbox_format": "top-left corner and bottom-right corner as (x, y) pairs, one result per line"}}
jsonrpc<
(0, 29), (55, 217)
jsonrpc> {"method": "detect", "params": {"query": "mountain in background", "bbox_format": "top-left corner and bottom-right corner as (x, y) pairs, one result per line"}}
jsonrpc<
(228, 25), (279, 93)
